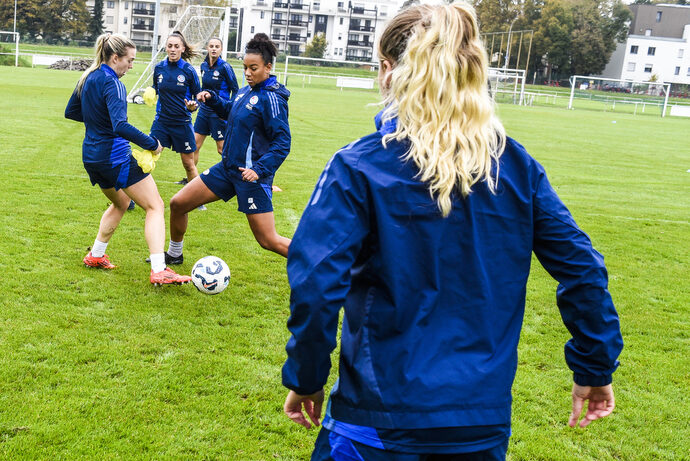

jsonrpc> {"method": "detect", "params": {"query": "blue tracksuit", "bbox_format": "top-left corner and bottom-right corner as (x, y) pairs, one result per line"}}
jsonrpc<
(204, 75), (291, 183)
(283, 111), (623, 450)
(199, 57), (238, 115)
(153, 57), (201, 125)
(65, 64), (158, 164)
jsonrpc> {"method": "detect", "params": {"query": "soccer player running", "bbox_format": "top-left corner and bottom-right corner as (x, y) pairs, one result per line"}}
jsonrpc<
(282, 3), (623, 460)
(150, 31), (201, 185)
(65, 33), (191, 285)
(164, 33), (291, 264)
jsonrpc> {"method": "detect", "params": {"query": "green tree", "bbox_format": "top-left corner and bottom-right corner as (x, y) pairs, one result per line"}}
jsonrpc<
(0, 0), (90, 42)
(304, 32), (327, 59)
(531, 0), (573, 81)
(88, 0), (104, 42)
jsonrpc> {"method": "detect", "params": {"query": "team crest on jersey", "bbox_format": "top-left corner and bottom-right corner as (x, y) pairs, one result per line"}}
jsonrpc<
(213, 70), (220, 77)
(249, 95), (259, 105)
(177, 74), (186, 83)
(158, 75), (163, 83)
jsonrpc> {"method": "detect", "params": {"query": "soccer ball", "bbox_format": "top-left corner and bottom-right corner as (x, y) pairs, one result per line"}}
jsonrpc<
(191, 256), (231, 295)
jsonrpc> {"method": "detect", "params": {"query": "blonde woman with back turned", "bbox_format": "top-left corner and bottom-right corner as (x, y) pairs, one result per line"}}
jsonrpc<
(65, 33), (191, 286)
(281, 3), (623, 460)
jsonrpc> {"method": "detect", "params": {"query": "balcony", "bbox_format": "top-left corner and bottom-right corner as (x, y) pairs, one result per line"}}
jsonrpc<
(350, 6), (377, 16)
(346, 54), (373, 62)
(272, 33), (286, 41)
(132, 23), (154, 31)
(272, 18), (288, 25)
(288, 19), (308, 27)
(287, 34), (306, 42)
(274, 2), (289, 8)
(132, 8), (155, 16)
(347, 39), (372, 47)
(349, 24), (375, 33)
(289, 3), (306, 10)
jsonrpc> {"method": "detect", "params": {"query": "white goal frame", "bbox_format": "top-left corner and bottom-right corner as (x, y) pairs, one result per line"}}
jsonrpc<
(0, 31), (19, 67)
(568, 75), (671, 117)
(487, 67), (526, 105)
(282, 55), (379, 88)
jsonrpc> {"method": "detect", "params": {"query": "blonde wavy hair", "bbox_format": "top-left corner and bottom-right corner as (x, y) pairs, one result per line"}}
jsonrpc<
(77, 33), (136, 95)
(378, 2), (506, 216)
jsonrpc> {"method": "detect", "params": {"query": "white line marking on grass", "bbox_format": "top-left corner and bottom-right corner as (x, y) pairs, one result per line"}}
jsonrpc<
(583, 213), (689, 225)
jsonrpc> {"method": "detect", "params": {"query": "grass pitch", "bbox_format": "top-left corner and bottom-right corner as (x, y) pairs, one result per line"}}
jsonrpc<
(0, 64), (688, 460)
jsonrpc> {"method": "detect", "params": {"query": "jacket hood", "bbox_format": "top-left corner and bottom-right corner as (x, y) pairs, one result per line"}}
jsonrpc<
(260, 75), (290, 101)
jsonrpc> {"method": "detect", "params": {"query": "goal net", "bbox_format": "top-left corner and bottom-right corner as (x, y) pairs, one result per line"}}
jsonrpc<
(281, 55), (379, 92)
(488, 67), (526, 105)
(0, 31), (19, 67)
(568, 76), (671, 117)
(128, 5), (238, 103)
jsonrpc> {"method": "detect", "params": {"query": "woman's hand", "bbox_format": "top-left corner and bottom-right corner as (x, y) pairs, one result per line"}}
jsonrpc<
(239, 167), (259, 182)
(184, 98), (198, 111)
(154, 140), (163, 155)
(196, 91), (213, 103)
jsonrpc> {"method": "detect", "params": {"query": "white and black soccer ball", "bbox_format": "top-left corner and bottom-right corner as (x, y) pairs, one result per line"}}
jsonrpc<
(191, 256), (231, 295)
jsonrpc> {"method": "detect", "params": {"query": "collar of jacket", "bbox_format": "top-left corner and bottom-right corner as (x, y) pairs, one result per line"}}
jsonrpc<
(374, 108), (397, 136)
(100, 63), (118, 78)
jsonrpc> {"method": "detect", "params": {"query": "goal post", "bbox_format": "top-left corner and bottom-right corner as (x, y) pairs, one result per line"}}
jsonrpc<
(0, 31), (19, 67)
(488, 67), (526, 105)
(128, 5), (238, 103)
(568, 75), (671, 117)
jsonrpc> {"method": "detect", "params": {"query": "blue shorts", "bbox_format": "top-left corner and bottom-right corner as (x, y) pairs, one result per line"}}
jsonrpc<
(150, 118), (196, 154)
(84, 156), (149, 191)
(199, 162), (273, 214)
(312, 428), (509, 461)
(194, 110), (227, 141)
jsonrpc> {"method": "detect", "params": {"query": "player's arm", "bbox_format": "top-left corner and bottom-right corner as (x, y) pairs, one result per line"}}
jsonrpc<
(198, 90), (232, 120)
(283, 146), (370, 405)
(250, 94), (290, 178)
(531, 163), (623, 425)
(152, 66), (160, 94)
(105, 79), (158, 151)
(225, 62), (239, 102)
(64, 89), (83, 122)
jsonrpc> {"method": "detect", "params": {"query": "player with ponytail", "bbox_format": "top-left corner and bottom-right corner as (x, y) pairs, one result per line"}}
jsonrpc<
(282, 3), (622, 459)
(65, 33), (191, 285)
(162, 33), (291, 264)
(149, 30), (202, 184)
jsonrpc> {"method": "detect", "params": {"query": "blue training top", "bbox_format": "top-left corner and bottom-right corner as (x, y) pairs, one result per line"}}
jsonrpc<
(65, 64), (158, 165)
(283, 110), (623, 435)
(199, 56), (238, 115)
(204, 75), (291, 183)
(153, 57), (201, 125)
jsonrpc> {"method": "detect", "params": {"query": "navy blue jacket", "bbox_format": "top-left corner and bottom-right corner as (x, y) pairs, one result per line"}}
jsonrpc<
(199, 57), (238, 116)
(283, 113), (623, 429)
(153, 58), (201, 125)
(205, 76), (291, 183)
(65, 64), (158, 164)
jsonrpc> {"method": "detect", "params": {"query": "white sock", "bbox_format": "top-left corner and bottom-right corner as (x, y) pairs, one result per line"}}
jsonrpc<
(91, 239), (108, 258)
(150, 253), (166, 273)
(167, 240), (184, 257)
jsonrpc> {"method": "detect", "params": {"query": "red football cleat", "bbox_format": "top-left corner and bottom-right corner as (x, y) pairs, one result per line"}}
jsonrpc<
(83, 252), (116, 269)
(150, 267), (192, 286)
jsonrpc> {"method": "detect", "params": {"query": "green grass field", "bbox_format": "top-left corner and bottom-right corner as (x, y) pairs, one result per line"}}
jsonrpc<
(0, 64), (688, 460)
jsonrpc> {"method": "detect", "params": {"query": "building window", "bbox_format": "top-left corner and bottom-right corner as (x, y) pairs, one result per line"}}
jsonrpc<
(656, 11), (662, 22)
(339, 48), (343, 56)
(107, 1), (114, 8)
(124, 17), (127, 24)
(251, 26), (255, 33)
(687, 67), (690, 76)
(644, 64), (652, 73)
(675, 66), (680, 75)
(679, 49), (684, 58)
(309, 15), (313, 23)
(338, 2), (344, 8)
(106, 16), (114, 24)
(339, 17), (343, 25)
(313, 2), (320, 10)
(645, 29), (652, 36)
(169, 20), (175, 27)
(627, 62), (636, 72)
(170, 6), (177, 13)
(261, 11), (264, 19)
(317, 16), (325, 24)
(338, 33), (342, 40)
(125, 2), (129, 9)
(647, 47), (656, 56)
(630, 45), (638, 54)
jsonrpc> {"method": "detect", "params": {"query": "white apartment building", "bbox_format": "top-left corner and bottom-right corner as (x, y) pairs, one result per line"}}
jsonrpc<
(86, 0), (189, 49)
(86, 0), (400, 62)
(601, 3), (690, 85)
(238, 0), (401, 62)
